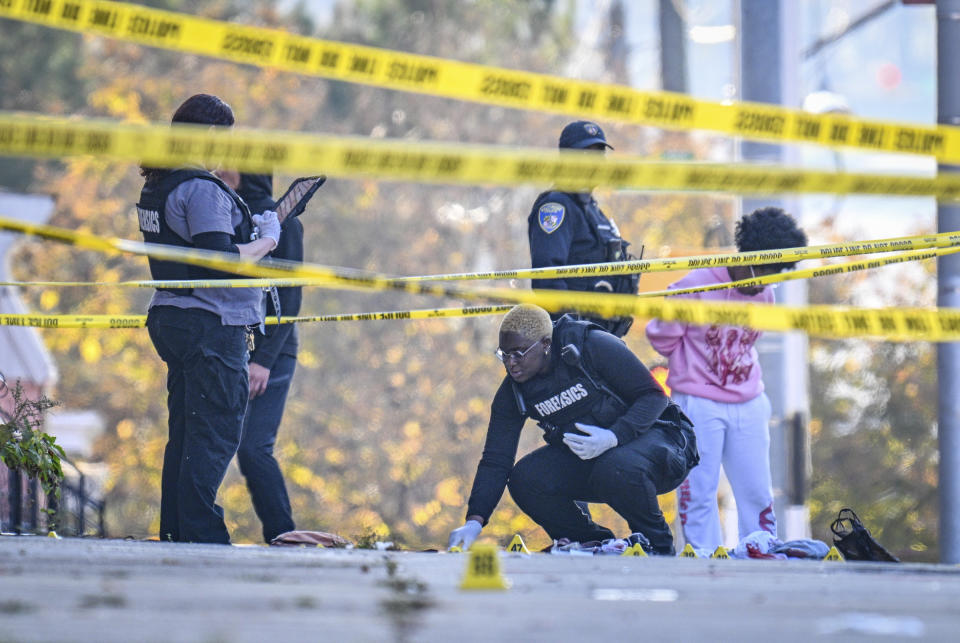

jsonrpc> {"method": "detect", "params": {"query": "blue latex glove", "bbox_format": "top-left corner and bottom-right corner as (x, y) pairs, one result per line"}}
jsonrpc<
(563, 422), (618, 460)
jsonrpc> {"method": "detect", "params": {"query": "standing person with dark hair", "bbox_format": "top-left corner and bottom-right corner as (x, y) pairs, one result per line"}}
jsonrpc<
(234, 173), (303, 543)
(645, 207), (808, 552)
(137, 94), (281, 544)
(448, 304), (699, 555)
(527, 121), (639, 337)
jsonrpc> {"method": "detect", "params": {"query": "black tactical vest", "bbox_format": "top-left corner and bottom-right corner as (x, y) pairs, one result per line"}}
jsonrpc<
(513, 316), (628, 445)
(577, 194), (639, 296)
(136, 169), (254, 295)
(533, 190), (639, 296)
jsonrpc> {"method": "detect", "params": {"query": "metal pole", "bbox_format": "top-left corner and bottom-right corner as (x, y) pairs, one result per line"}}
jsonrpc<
(739, 0), (809, 540)
(937, 0), (960, 565)
(659, 0), (687, 92)
(740, 0), (786, 539)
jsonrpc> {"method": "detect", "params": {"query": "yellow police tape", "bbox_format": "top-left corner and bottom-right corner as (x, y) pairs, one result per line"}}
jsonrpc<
(2, 113), (959, 198)
(398, 231), (960, 282)
(0, 305), (519, 329)
(1, 0), (957, 162)
(2, 241), (957, 298)
(5, 294), (960, 342)
(2, 247), (955, 330)
(4, 212), (960, 284)
(637, 245), (960, 299)
(3, 213), (960, 341)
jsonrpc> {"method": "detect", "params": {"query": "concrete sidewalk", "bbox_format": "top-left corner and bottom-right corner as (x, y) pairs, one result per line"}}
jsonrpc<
(1, 537), (958, 642)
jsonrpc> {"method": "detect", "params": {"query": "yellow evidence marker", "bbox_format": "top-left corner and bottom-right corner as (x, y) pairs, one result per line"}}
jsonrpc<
(711, 546), (730, 559)
(680, 544), (699, 558)
(449, 546), (463, 553)
(621, 543), (648, 557)
(507, 534), (531, 555)
(460, 543), (510, 590)
(823, 546), (845, 561)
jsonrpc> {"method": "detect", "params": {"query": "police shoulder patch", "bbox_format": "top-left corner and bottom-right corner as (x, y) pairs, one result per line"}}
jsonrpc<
(538, 202), (565, 234)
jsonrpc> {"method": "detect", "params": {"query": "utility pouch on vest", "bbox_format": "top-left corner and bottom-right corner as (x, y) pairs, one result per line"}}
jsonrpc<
(653, 402), (700, 468)
(537, 419), (566, 446)
(603, 239), (641, 294)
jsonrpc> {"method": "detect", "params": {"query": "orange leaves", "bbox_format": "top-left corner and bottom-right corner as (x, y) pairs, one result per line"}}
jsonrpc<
(384, 346), (404, 364)
(324, 447), (346, 466)
(79, 336), (102, 364)
(402, 421), (421, 440)
(412, 500), (441, 526)
(39, 290), (59, 311)
(115, 419), (135, 440)
(89, 86), (146, 122)
(434, 476), (462, 506)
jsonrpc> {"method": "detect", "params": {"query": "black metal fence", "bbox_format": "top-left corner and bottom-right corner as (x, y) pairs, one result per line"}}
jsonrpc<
(2, 456), (106, 537)
(1, 371), (106, 536)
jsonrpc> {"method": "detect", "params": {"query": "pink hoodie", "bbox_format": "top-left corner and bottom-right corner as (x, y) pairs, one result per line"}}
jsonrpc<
(645, 266), (773, 403)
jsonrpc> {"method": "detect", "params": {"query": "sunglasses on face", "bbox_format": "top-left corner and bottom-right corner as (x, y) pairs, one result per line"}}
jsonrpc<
(495, 338), (543, 364)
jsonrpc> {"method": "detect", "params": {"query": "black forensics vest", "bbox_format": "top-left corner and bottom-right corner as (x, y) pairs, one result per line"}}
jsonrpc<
(512, 316), (628, 445)
(136, 169), (254, 295)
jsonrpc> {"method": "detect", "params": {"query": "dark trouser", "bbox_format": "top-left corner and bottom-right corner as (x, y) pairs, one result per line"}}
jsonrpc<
(238, 352), (297, 543)
(147, 306), (249, 544)
(507, 421), (697, 554)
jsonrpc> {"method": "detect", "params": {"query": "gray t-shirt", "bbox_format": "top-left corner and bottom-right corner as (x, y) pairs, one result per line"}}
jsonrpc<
(149, 177), (264, 326)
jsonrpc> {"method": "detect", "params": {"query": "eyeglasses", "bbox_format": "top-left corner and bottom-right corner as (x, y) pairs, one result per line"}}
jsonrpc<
(495, 339), (543, 364)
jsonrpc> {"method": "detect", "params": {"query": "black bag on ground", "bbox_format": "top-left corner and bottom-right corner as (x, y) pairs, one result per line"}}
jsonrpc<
(830, 508), (899, 562)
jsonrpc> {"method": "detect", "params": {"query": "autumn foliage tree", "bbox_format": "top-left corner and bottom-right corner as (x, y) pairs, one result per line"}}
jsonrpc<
(4, 0), (939, 559)
(5, 0), (705, 548)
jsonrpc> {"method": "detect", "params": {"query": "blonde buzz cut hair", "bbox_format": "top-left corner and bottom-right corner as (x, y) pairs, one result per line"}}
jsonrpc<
(500, 304), (553, 340)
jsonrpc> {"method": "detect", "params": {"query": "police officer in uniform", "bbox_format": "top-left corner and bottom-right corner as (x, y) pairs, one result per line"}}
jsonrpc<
(448, 304), (699, 555)
(528, 121), (640, 337)
(138, 94), (281, 544)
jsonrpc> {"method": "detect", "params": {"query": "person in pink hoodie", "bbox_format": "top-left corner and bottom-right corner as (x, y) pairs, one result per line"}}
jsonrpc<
(645, 207), (807, 551)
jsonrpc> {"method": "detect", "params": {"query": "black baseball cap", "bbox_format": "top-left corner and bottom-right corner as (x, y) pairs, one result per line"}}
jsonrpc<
(558, 121), (613, 150)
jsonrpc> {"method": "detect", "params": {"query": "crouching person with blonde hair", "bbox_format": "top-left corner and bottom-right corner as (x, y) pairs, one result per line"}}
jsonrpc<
(448, 304), (699, 555)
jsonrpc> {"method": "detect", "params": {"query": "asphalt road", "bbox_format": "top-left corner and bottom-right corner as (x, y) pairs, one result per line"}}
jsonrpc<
(1, 537), (958, 642)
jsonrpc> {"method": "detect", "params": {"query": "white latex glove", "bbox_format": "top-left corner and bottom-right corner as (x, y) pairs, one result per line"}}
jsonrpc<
(563, 423), (619, 460)
(447, 519), (482, 551)
(252, 210), (281, 248)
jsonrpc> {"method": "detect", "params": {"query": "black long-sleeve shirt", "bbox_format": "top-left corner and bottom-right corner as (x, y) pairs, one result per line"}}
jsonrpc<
(465, 329), (669, 524)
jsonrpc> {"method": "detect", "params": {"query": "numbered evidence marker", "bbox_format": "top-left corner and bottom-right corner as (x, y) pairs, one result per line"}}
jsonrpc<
(621, 543), (648, 557)
(507, 534), (531, 555)
(460, 543), (510, 590)
(823, 546), (845, 562)
(679, 544), (699, 558)
(710, 546), (730, 560)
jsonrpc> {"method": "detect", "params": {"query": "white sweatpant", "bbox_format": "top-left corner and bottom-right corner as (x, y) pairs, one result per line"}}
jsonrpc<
(674, 392), (776, 550)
